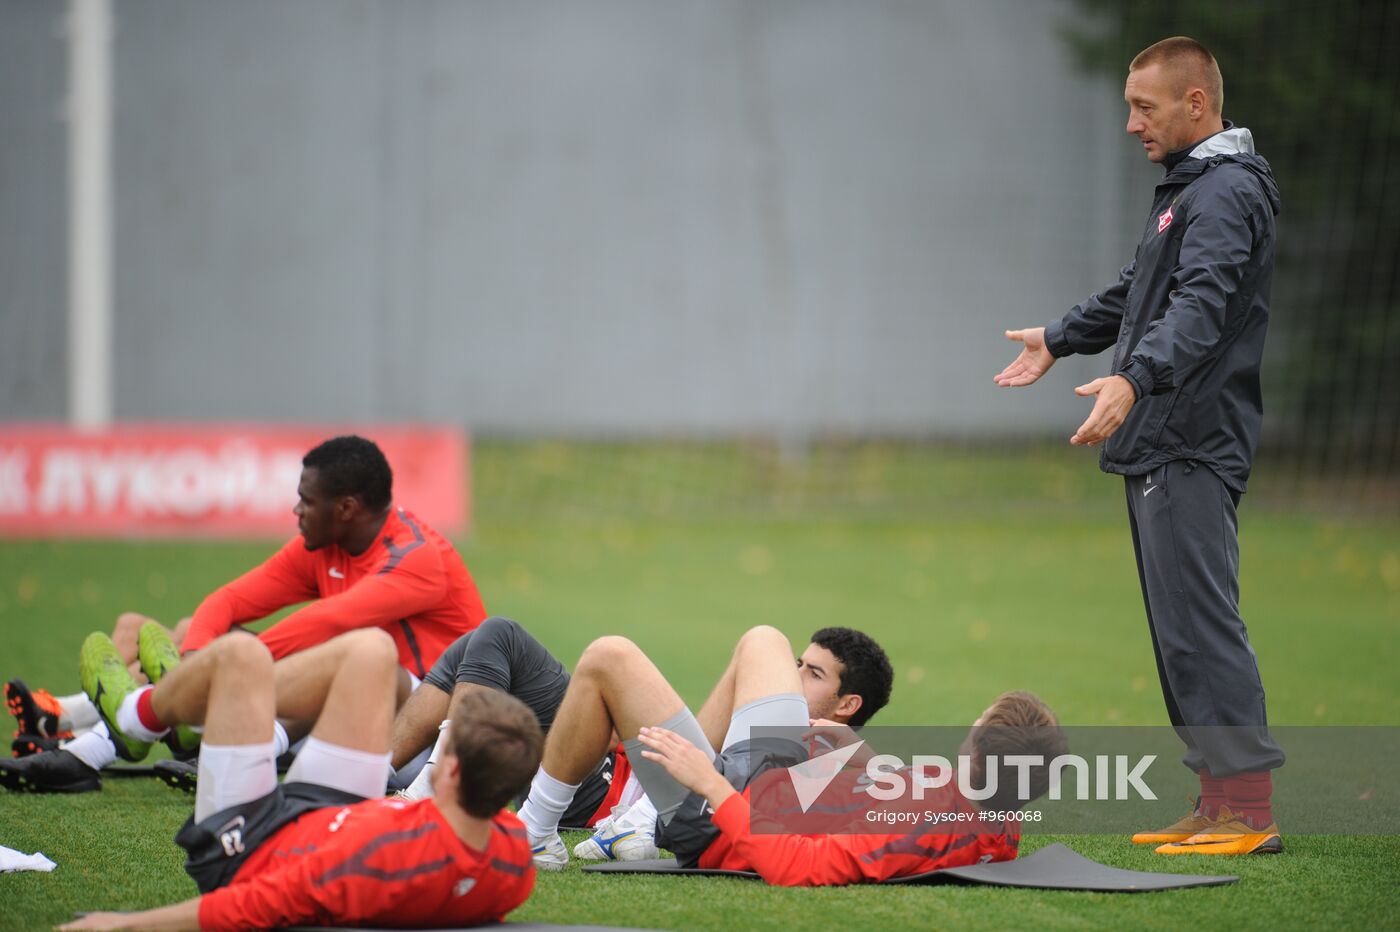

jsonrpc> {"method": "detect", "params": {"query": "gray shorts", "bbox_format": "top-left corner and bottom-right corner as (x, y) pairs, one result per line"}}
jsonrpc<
(422, 617), (570, 734)
(625, 693), (809, 866)
(721, 693), (810, 749)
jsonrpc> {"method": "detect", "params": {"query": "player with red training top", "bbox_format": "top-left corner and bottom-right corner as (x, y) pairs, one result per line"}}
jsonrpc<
(182, 434), (487, 680)
(61, 628), (537, 931)
(518, 625), (1065, 885)
(645, 691), (1060, 885)
(0, 435), (487, 796)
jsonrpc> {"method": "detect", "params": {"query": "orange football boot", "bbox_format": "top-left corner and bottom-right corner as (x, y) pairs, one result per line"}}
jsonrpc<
(1154, 806), (1283, 855)
(5, 680), (71, 741)
(1131, 798), (1220, 844)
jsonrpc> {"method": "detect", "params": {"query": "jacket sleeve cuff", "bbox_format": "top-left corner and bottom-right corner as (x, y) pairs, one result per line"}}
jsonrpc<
(1116, 359), (1152, 399)
(1043, 319), (1073, 358)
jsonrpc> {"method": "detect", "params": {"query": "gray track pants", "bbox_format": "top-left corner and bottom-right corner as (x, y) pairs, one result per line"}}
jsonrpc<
(1124, 459), (1285, 776)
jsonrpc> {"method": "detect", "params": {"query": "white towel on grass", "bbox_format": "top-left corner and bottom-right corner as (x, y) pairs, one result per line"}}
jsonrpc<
(0, 844), (57, 873)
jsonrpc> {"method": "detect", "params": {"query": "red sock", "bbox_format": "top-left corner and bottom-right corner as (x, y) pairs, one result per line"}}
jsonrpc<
(1222, 771), (1274, 829)
(1197, 770), (1226, 819)
(135, 686), (168, 733)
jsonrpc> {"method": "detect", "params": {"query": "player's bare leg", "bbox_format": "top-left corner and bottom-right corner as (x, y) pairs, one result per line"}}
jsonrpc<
(145, 630), (396, 804)
(111, 612), (152, 666)
(7, 613), (193, 755)
(542, 636), (686, 785)
(695, 644), (741, 751)
(36, 610), (160, 746)
(391, 681), (453, 771)
(393, 681), (508, 800)
(149, 633), (275, 745)
(112, 612), (187, 684)
(523, 629), (802, 870)
(272, 628), (397, 755)
(395, 667), (418, 708)
(262, 629), (399, 819)
(23, 614), (181, 748)
(146, 630), (399, 820)
(729, 625), (803, 708)
(517, 636), (688, 866)
(609, 625), (802, 846)
(56, 633), (403, 932)
(695, 625), (802, 749)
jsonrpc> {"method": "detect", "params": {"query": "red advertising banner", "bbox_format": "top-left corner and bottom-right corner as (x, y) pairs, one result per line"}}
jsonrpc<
(0, 424), (469, 539)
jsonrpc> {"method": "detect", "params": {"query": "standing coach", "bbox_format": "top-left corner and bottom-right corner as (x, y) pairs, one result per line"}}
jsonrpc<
(995, 36), (1284, 856)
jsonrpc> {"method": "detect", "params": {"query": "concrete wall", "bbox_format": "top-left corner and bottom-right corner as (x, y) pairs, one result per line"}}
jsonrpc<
(1, 0), (1158, 436)
(0, 0), (69, 420)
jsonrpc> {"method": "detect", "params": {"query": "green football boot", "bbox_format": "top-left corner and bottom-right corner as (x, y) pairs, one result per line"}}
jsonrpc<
(78, 632), (151, 762)
(137, 622), (181, 684)
(136, 623), (200, 756)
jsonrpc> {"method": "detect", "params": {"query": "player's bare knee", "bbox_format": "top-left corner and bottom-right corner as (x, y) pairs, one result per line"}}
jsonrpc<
(113, 612), (148, 639)
(343, 626), (396, 656)
(578, 635), (641, 679)
(343, 628), (399, 677)
(737, 624), (791, 657)
(212, 632), (274, 675)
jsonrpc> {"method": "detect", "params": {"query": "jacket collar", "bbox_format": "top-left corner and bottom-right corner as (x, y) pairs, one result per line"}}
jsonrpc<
(1163, 120), (1250, 171)
(1155, 122), (1281, 216)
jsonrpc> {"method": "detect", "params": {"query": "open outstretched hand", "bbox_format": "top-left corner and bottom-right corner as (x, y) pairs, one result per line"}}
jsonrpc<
(993, 328), (1055, 387)
(1070, 375), (1136, 446)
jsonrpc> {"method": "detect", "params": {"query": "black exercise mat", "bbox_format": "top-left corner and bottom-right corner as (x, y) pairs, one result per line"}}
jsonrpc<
(895, 843), (1238, 891)
(584, 859), (755, 879)
(582, 843), (1238, 892)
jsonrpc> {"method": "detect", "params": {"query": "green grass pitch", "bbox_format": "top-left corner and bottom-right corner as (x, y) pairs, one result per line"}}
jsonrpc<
(1, 449), (1397, 929)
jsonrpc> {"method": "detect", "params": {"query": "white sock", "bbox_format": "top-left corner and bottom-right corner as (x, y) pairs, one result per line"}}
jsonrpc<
(617, 793), (658, 833)
(285, 737), (391, 799)
(57, 693), (100, 731)
(618, 770), (646, 807)
(402, 720), (452, 801)
(196, 740), (278, 822)
(64, 723), (117, 771)
(518, 768), (581, 840)
(272, 721), (290, 757)
(116, 687), (168, 742)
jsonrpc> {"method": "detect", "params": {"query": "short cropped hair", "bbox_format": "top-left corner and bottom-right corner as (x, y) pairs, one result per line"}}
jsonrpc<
(967, 691), (1068, 813)
(810, 627), (893, 727)
(448, 689), (545, 818)
(302, 435), (393, 512)
(1130, 36), (1224, 115)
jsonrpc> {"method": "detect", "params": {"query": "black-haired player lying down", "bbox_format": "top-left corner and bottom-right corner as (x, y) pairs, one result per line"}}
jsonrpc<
(517, 625), (1067, 885)
(391, 618), (897, 866)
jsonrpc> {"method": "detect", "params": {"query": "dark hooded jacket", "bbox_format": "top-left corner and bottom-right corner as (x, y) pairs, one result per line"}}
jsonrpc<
(1045, 124), (1281, 492)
